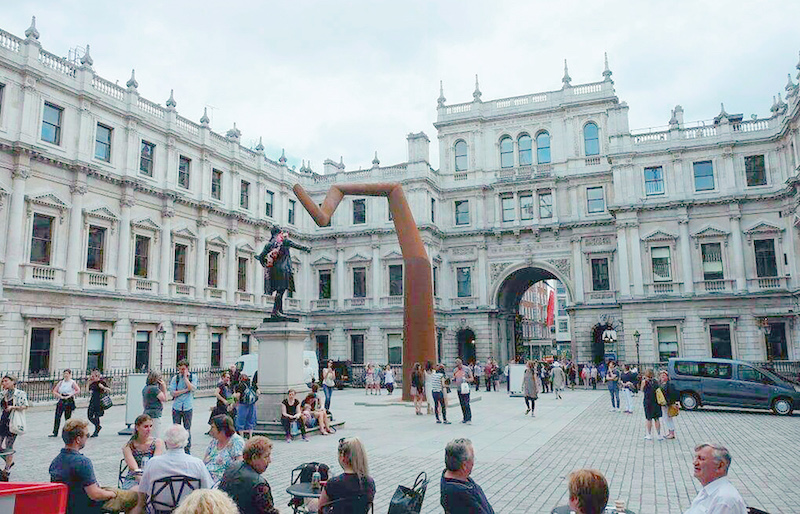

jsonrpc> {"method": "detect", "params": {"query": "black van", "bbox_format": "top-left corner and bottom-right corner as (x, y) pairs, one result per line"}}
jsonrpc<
(668, 357), (800, 415)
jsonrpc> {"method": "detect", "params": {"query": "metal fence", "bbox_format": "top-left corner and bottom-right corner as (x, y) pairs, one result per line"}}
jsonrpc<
(5, 367), (225, 403)
(348, 363), (404, 388)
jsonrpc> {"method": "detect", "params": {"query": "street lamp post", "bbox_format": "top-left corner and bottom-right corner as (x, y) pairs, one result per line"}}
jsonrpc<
(157, 326), (166, 371)
(633, 330), (641, 366)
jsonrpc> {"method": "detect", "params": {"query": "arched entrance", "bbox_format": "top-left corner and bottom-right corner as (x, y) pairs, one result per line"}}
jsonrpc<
(456, 328), (476, 363)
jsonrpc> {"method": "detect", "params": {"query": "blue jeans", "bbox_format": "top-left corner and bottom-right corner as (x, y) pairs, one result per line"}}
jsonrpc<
(457, 393), (472, 422)
(322, 384), (333, 411)
(172, 409), (193, 453)
(608, 383), (620, 409)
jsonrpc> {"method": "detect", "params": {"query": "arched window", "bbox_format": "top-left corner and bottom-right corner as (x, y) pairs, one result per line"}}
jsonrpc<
(454, 140), (468, 172)
(536, 132), (551, 164)
(499, 136), (514, 168)
(518, 135), (532, 166)
(584, 122), (600, 156)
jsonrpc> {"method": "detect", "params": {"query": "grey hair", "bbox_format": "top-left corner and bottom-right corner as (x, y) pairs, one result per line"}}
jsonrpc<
(695, 443), (732, 470)
(444, 438), (473, 472)
(163, 424), (190, 450)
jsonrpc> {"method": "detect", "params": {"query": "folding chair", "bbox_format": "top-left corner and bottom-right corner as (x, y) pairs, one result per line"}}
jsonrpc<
(147, 475), (201, 513)
(117, 458), (130, 488)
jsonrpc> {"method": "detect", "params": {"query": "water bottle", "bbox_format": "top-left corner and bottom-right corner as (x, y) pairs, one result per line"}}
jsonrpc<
(311, 471), (321, 491)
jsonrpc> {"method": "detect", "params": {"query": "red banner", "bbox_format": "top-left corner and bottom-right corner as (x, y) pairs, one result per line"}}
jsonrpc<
(546, 290), (555, 327)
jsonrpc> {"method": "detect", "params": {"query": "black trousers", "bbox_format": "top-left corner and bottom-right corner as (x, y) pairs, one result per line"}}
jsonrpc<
(457, 393), (471, 422)
(281, 416), (306, 438)
(525, 396), (536, 413)
(53, 399), (75, 435)
(87, 406), (102, 432)
(432, 391), (447, 421)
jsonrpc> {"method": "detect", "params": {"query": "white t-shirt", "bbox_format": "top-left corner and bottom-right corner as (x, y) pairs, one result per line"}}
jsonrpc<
(384, 369), (394, 384)
(57, 379), (76, 397)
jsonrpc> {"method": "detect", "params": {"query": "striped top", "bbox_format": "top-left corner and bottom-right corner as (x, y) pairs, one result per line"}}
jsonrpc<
(430, 371), (444, 392)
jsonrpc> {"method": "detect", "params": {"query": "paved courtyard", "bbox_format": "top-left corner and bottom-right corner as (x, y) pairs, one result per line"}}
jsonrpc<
(12, 386), (799, 513)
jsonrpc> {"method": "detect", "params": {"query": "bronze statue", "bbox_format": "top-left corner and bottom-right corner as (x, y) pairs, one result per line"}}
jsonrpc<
(257, 226), (310, 320)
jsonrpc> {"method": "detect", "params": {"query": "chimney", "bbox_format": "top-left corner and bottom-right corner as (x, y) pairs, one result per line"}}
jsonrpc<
(323, 159), (339, 175)
(407, 132), (430, 163)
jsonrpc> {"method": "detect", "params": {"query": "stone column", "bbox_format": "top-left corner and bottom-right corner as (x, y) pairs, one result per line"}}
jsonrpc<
(226, 324), (239, 367)
(254, 322), (310, 423)
(629, 224), (644, 296)
(226, 229), (238, 303)
(4, 157), (30, 283)
(571, 237), (584, 302)
(159, 205), (174, 296)
(336, 245), (346, 309)
(371, 243), (381, 307)
(116, 190), (134, 293)
(65, 181), (87, 288)
(679, 218), (694, 294)
(570, 186), (579, 219)
(477, 243), (488, 305)
(730, 215), (747, 291)
(784, 209), (798, 288)
(195, 217), (208, 300)
(616, 225), (630, 297)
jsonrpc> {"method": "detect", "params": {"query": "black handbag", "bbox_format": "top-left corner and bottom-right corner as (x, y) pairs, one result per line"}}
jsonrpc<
(100, 393), (113, 410)
(387, 471), (428, 514)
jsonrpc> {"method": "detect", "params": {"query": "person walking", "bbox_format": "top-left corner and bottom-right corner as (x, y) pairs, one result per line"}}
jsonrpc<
(659, 370), (679, 439)
(234, 372), (259, 439)
(364, 363), (376, 395)
(86, 369), (110, 438)
(522, 361), (539, 416)
(321, 360), (335, 412)
(0, 375), (27, 482)
(50, 369), (80, 437)
(605, 361), (621, 412)
(590, 365), (598, 390)
(620, 364), (636, 414)
(384, 365), (395, 395)
(411, 363), (425, 415)
(430, 364), (450, 424)
(453, 359), (473, 424)
(168, 359), (196, 454)
(473, 360), (483, 392)
(551, 362), (566, 399)
(142, 371), (167, 438)
(424, 361), (435, 414)
(504, 360), (511, 393)
(640, 369), (663, 440)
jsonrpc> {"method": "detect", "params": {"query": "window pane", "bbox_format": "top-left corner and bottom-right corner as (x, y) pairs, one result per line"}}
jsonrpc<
(693, 161), (714, 191)
(520, 195), (533, 220)
(584, 123), (599, 156)
(745, 155), (766, 186)
(319, 271), (332, 299)
(591, 258), (609, 291)
(455, 201), (469, 225)
(140, 141), (155, 176)
(241, 334), (250, 355)
(657, 326), (678, 361)
(211, 170), (223, 200)
(351, 334), (364, 364)
(265, 191), (274, 217)
(240, 181), (250, 209)
(501, 197), (515, 222)
(174, 244), (187, 284)
(536, 132), (551, 164)
(176, 332), (190, 363)
(518, 135), (532, 166)
(86, 226), (106, 272)
(539, 192), (553, 218)
(88, 329), (105, 371)
(134, 236), (150, 278)
(454, 141), (468, 171)
(135, 331), (150, 371)
(754, 239), (777, 278)
(500, 137), (513, 168)
(42, 103), (62, 144)
(644, 166), (664, 195)
(388, 334), (402, 365)
(238, 257), (248, 291)
(29, 328), (52, 375)
(701, 243), (723, 280)
(30, 214), (54, 265)
(178, 156), (191, 189)
(651, 247), (671, 281)
(353, 199), (366, 224)
(288, 200), (296, 224)
(211, 333), (222, 367)
(389, 265), (403, 296)
(766, 322), (788, 360)
(710, 324), (732, 359)
(95, 124), (111, 161)
(587, 187), (604, 213)
(353, 267), (366, 298)
(208, 251), (219, 287)
(457, 267), (471, 297)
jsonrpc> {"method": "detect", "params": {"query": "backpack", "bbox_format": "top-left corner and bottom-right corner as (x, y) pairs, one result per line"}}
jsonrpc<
(297, 462), (330, 483)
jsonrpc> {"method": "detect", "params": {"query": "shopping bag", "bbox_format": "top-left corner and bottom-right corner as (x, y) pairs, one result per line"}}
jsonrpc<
(9, 409), (25, 435)
(101, 393), (113, 410)
(460, 381), (470, 395)
(387, 471), (428, 514)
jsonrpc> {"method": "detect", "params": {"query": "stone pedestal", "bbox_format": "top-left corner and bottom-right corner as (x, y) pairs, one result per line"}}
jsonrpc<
(254, 321), (309, 423)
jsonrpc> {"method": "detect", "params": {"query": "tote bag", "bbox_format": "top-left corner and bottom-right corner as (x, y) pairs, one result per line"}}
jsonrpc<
(9, 409), (25, 435)
(460, 381), (470, 395)
(387, 471), (428, 514)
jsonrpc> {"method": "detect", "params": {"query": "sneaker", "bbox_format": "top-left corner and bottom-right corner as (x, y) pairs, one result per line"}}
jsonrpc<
(656, 435), (664, 441)
(466, 421), (472, 424)
(436, 420), (442, 424)
(644, 435), (652, 440)
(443, 421), (451, 424)
(285, 436), (292, 443)
(461, 420), (467, 424)
(525, 408), (530, 414)
(49, 433), (58, 438)
(302, 437), (310, 442)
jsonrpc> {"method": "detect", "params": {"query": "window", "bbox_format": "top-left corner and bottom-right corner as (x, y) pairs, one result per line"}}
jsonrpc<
(536, 132), (551, 164)
(41, 103), (63, 145)
(30, 214), (54, 265)
(351, 334), (364, 364)
(710, 324), (732, 359)
(558, 320), (568, 332)
(456, 267), (472, 297)
(591, 258), (610, 291)
(316, 334), (329, 362)
(319, 270), (332, 299)
(584, 123), (599, 156)
(240, 181), (250, 209)
(86, 226), (106, 272)
(693, 161), (714, 191)
(135, 330), (150, 371)
(265, 190), (274, 217)
(657, 326), (679, 362)
(433, 266), (438, 296)
(211, 169), (223, 200)
(520, 194), (533, 220)
(701, 243), (723, 280)
(430, 198), (436, 223)
(651, 247), (672, 282)
(738, 365), (773, 385)
(454, 200), (470, 226)
(501, 196), (515, 222)
(241, 334), (250, 355)
(288, 200), (296, 224)
(29, 328), (52, 375)
(87, 329), (105, 371)
(0, 84), (4, 118)
(644, 166), (664, 195)
(211, 333), (222, 368)
(388, 334), (402, 365)
(353, 267), (366, 298)
(539, 192), (553, 219)
(518, 135), (532, 166)
(754, 239), (777, 278)
(700, 362), (731, 379)
(389, 265), (403, 296)
(176, 332), (190, 363)
(178, 156), (191, 189)
(133, 235), (150, 278)
(454, 140), (468, 171)
(237, 257), (248, 291)
(95, 124), (112, 162)
(745, 155), (767, 186)
(586, 187), (604, 214)
(500, 136), (514, 168)
(353, 199), (366, 224)
(174, 244), (188, 284)
(207, 251), (220, 287)
(140, 141), (155, 176)
(557, 299), (566, 316)
(766, 322), (788, 360)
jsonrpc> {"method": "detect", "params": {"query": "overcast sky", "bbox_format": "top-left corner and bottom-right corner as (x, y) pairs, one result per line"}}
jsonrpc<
(4, 2), (800, 172)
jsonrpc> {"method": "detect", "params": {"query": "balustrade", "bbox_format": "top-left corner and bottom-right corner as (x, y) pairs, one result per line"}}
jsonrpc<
(205, 287), (226, 301)
(91, 76), (125, 101)
(170, 283), (194, 297)
(24, 264), (63, 283)
(311, 299), (337, 311)
(694, 279), (734, 293)
(235, 291), (254, 304)
(128, 277), (157, 293)
(381, 296), (404, 307)
(38, 49), (76, 77)
(748, 277), (785, 290)
(137, 98), (166, 120)
(345, 297), (371, 309)
(0, 29), (21, 52)
(79, 271), (115, 290)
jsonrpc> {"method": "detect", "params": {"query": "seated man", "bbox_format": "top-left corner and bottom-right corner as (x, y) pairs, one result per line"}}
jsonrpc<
(685, 443), (746, 514)
(49, 419), (117, 514)
(564, 469), (609, 514)
(131, 424), (213, 514)
(219, 436), (279, 514)
(440, 438), (494, 514)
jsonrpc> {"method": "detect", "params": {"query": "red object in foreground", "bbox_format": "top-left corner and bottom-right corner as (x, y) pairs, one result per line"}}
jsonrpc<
(0, 482), (68, 514)
(546, 290), (556, 327)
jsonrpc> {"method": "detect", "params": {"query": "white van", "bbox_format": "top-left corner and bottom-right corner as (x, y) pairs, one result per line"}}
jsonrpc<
(234, 351), (320, 384)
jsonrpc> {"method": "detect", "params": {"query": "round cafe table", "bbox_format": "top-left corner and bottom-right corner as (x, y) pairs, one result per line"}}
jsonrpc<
(286, 482), (322, 514)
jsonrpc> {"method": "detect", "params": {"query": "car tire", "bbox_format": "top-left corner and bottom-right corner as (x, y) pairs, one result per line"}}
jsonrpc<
(680, 392), (699, 411)
(772, 397), (793, 416)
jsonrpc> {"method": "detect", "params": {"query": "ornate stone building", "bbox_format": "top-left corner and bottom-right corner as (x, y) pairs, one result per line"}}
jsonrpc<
(1, 19), (799, 375)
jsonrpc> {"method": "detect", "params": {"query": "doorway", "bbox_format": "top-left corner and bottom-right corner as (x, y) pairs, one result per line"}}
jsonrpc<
(457, 328), (476, 363)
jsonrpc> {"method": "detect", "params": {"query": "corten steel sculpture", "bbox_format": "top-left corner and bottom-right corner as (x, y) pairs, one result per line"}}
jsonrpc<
(293, 182), (436, 401)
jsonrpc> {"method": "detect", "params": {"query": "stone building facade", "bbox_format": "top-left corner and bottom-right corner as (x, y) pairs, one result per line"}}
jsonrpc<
(1, 20), (799, 375)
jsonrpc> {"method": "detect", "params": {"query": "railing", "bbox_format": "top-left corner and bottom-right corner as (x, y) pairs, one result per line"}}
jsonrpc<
(572, 83), (603, 95)
(695, 279), (734, 293)
(585, 157), (601, 166)
(495, 93), (547, 109)
(650, 282), (675, 294)
(235, 291), (254, 304)
(310, 299), (336, 311)
(684, 125), (717, 139)
(633, 131), (669, 144)
(38, 49), (77, 77)
(733, 119), (770, 132)
(348, 364), (404, 388)
(137, 98), (166, 119)
(80, 271), (114, 289)
(92, 76), (125, 101)
(454, 172), (468, 181)
(382, 165), (407, 177)
(382, 296), (404, 307)
(171, 283), (194, 296)
(285, 298), (301, 311)
(445, 103), (472, 114)
(586, 291), (616, 302)
(0, 29), (22, 53)
(9, 367), (225, 404)
(754, 361), (800, 383)
(748, 277), (785, 290)
(205, 287), (226, 301)
(345, 298), (371, 309)
(176, 116), (200, 136)
(210, 131), (228, 144)
(29, 264), (57, 281)
(129, 277), (157, 292)
(452, 297), (477, 307)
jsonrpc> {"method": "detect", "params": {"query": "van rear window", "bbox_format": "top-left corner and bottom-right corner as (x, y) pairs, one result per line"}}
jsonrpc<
(675, 362), (700, 376)
(675, 362), (732, 379)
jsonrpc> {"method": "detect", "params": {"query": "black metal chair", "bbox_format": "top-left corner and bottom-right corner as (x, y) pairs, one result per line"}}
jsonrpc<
(117, 458), (130, 488)
(147, 475), (201, 513)
(321, 495), (373, 514)
(747, 508), (770, 514)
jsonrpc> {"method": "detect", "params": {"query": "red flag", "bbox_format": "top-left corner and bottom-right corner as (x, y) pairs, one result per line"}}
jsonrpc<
(546, 290), (556, 327)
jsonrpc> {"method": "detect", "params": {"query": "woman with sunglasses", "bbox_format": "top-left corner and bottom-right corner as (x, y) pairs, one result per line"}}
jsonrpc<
(308, 437), (375, 513)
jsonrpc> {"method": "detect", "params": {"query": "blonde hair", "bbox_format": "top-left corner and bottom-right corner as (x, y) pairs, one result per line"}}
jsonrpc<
(173, 489), (238, 514)
(568, 469), (609, 514)
(243, 436), (273, 465)
(338, 437), (370, 478)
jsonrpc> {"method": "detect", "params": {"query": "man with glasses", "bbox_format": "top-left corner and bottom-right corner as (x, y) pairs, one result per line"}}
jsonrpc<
(685, 443), (746, 514)
(49, 419), (117, 514)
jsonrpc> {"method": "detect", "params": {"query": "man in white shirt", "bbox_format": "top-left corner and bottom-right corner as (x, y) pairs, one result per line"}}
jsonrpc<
(303, 359), (318, 389)
(684, 443), (747, 514)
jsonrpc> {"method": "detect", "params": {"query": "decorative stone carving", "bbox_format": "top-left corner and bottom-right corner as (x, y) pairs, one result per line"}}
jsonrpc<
(490, 261), (512, 283)
(547, 258), (571, 280)
(451, 246), (475, 255)
(584, 236), (612, 246)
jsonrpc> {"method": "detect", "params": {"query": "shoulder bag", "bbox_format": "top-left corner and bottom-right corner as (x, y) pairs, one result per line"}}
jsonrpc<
(460, 380), (470, 395)
(101, 393), (113, 410)
(388, 471), (428, 514)
(9, 409), (25, 435)
(668, 403), (680, 417)
(655, 386), (667, 406)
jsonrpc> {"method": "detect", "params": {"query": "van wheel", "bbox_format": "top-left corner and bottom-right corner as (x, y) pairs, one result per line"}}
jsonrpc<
(772, 397), (793, 416)
(680, 392), (699, 411)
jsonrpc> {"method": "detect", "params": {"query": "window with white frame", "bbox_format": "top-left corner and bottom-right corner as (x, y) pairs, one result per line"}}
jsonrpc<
(240, 180), (250, 209)
(288, 200), (296, 225)
(237, 256), (248, 292)
(211, 169), (223, 200)
(140, 141), (155, 176)
(539, 191), (553, 219)
(754, 239), (778, 277)
(0, 84), (5, 120)
(454, 140), (468, 171)
(389, 264), (403, 296)
(558, 320), (568, 333)
(745, 155), (767, 187)
(241, 333), (250, 355)
(29, 327), (52, 374)
(41, 102), (63, 145)
(207, 250), (220, 287)
(584, 122), (600, 156)
(30, 213), (55, 265)
(211, 332), (222, 367)
(353, 267), (367, 298)
(651, 247), (672, 282)
(432, 265), (438, 296)
(86, 226), (106, 272)
(178, 156), (191, 189)
(657, 326), (679, 361)
(536, 131), (551, 164)
(387, 333), (402, 365)
(693, 161), (714, 191)
(265, 190), (274, 217)
(176, 331), (190, 363)
(174, 243), (188, 284)
(430, 198), (436, 223)
(500, 136), (514, 168)
(133, 235), (150, 278)
(135, 330), (150, 370)
(701, 243), (724, 280)
(644, 166), (664, 195)
(586, 187), (604, 214)
(94, 123), (112, 162)
(87, 329), (106, 371)
(709, 324), (732, 359)
(501, 196), (515, 222)
(518, 134), (532, 166)
(591, 258), (610, 291)
(351, 334), (365, 364)
(520, 194), (533, 220)
(455, 200), (470, 226)
(353, 199), (366, 224)
(456, 267), (472, 297)
(319, 269), (332, 299)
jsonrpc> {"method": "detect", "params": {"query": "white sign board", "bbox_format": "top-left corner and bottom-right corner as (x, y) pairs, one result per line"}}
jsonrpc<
(508, 364), (527, 396)
(125, 373), (148, 425)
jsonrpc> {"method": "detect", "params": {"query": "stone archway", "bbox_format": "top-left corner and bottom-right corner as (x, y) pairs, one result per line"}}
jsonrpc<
(456, 328), (476, 363)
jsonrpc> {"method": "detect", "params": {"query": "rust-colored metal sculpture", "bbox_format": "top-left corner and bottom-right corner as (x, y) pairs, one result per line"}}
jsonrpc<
(293, 183), (436, 401)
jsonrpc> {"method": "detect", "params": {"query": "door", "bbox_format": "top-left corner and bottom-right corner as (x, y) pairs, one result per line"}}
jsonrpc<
(316, 334), (329, 364)
(699, 362), (733, 405)
(735, 365), (773, 408)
